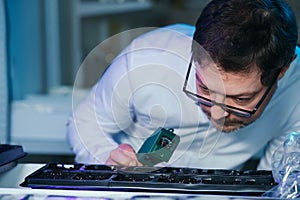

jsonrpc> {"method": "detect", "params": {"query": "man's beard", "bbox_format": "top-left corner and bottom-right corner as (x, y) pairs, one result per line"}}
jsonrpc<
(203, 110), (255, 133)
(212, 118), (247, 133)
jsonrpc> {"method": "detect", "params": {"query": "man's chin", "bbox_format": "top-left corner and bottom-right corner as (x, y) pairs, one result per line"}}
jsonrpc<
(220, 126), (242, 133)
(211, 121), (244, 133)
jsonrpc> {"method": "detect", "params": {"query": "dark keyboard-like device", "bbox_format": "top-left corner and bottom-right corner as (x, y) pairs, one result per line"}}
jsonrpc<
(21, 163), (277, 196)
(0, 144), (26, 173)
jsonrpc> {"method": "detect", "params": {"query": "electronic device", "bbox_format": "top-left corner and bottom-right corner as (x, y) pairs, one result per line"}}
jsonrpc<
(137, 127), (180, 166)
(20, 163), (277, 196)
(0, 144), (26, 173)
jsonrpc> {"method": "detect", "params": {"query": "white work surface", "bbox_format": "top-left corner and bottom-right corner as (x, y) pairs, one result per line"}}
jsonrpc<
(0, 163), (276, 199)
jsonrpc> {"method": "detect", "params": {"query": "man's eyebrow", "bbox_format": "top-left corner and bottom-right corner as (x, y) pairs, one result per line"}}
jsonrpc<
(195, 73), (263, 97)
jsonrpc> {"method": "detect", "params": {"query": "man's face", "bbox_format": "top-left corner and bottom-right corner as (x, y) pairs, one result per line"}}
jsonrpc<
(195, 62), (277, 133)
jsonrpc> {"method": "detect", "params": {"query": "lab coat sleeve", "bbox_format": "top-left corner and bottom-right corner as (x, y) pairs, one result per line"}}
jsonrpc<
(66, 24), (195, 164)
(66, 47), (135, 164)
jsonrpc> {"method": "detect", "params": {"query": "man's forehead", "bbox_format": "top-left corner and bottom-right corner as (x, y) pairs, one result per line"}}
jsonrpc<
(195, 62), (263, 95)
(195, 61), (261, 81)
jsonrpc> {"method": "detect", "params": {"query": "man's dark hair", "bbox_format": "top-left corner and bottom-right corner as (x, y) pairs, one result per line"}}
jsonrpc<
(192, 0), (298, 85)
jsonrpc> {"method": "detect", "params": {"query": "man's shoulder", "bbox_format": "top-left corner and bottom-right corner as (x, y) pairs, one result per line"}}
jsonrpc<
(123, 24), (194, 59)
(296, 45), (300, 56)
(160, 24), (195, 37)
(132, 24), (195, 46)
(279, 46), (300, 85)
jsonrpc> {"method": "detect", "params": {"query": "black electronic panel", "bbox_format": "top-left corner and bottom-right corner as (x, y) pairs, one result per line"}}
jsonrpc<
(21, 163), (277, 196)
(0, 144), (27, 173)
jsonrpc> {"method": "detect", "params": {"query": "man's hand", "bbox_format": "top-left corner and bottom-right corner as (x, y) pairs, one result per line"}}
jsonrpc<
(106, 143), (143, 166)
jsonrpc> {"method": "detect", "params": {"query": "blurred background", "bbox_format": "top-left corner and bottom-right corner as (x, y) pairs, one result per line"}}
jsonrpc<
(1, 0), (299, 164)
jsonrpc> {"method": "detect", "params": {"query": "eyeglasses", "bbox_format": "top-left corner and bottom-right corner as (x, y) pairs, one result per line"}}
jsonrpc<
(183, 59), (281, 118)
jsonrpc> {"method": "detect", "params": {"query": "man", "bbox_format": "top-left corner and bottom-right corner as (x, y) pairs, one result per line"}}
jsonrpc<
(67, 0), (299, 170)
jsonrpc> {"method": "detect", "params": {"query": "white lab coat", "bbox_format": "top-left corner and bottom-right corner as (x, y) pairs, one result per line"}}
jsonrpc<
(67, 24), (300, 170)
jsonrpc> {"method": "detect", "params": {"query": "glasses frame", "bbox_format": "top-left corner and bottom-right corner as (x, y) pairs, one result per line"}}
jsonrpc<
(183, 59), (282, 118)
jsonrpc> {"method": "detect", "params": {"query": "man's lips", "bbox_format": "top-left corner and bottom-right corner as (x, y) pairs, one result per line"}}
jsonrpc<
(202, 108), (243, 127)
(211, 118), (242, 127)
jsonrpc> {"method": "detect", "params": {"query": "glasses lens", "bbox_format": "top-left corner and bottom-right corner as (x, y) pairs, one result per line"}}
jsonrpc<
(196, 98), (212, 107)
(195, 96), (252, 118)
(226, 107), (251, 118)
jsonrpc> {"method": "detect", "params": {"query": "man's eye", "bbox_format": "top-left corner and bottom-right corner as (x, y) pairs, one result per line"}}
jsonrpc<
(234, 97), (252, 104)
(198, 85), (210, 94)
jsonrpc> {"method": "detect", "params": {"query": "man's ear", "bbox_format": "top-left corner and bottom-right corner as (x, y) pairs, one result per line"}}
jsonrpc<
(278, 54), (297, 79)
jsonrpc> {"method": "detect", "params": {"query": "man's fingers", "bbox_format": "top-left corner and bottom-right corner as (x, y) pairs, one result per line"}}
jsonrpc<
(106, 157), (117, 166)
(118, 143), (135, 153)
(105, 144), (143, 166)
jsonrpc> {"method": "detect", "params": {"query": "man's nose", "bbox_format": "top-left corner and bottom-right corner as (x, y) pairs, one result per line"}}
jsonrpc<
(211, 104), (230, 120)
(210, 95), (230, 120)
